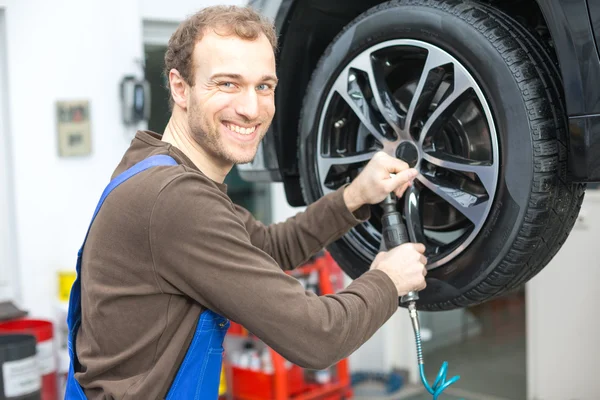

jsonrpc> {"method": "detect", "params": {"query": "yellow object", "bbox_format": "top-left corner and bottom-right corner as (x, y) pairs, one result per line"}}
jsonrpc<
(219, 365), (227, 395)
(58, 271), (77, 302)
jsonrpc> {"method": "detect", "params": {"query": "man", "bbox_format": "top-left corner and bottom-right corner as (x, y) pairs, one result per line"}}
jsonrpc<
(65, 5), (427, 399)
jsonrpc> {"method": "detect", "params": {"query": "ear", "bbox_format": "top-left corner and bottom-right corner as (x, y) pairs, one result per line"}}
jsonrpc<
(169, 68), (189, 110)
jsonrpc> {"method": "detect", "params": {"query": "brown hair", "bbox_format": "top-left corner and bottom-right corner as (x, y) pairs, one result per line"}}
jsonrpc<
(163, 5), (278, 107)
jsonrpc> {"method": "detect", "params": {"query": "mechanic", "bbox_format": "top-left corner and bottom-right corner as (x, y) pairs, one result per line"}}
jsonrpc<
(65, 5), (428, 399)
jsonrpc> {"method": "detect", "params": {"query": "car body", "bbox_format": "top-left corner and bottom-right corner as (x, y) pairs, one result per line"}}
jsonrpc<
(240, 0), (600, 193)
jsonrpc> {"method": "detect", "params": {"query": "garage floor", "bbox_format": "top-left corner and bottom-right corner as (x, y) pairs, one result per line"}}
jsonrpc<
(354, 290), (526, 400)
(419, 323), (526, 399)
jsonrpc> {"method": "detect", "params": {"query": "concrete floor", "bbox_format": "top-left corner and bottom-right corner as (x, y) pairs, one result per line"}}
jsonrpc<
(420, 329), (526, 399)
(353, 291), (527, 400)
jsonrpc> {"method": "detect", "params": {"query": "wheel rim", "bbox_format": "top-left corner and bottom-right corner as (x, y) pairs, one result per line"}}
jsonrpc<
(314, 39), (499, 270)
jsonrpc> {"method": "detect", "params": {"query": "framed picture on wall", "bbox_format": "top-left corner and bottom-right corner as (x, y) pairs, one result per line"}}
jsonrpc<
(56, 99), (92, 157)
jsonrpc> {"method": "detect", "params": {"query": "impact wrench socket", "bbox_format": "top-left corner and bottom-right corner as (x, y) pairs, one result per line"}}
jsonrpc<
(380, 193), (419, 304)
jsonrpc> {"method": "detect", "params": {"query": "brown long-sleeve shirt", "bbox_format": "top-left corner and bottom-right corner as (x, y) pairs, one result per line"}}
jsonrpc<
(75, 130), (398, 399)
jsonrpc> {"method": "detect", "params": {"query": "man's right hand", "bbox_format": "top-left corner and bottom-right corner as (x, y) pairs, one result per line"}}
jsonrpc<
(370, 243), (427, 297)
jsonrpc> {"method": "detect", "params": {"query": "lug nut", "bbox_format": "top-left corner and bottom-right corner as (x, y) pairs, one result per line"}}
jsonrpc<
(334, 118), (346, 129)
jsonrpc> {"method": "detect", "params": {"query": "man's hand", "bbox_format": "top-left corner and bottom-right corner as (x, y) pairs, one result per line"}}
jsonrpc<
(343, 152), (418, 212)
(371, 243), (427, 296)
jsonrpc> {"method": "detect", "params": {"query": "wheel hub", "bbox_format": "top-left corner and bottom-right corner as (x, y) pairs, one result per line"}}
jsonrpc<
(395, 141), (419, 168)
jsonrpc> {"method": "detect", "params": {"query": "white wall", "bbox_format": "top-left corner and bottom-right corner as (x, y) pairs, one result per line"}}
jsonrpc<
(2, 0), (145, 320)
(140, 0), (245, 21)
(270, 182), (306, 223)
(0, 7), (19, 303)
(526, 191), (600, 400)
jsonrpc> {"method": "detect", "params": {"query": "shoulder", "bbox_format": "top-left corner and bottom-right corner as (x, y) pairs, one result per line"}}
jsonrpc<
(149, 170), (251, 250)
(150, 168), (238, 226)
(158, 168), (228, 203)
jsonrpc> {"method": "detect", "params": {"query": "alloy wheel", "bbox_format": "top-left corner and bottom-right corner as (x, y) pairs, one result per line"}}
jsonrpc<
(314, 39), (500, 270)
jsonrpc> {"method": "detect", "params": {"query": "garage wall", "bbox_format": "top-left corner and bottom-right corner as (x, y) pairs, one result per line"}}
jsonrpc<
(526, 191), (600, 399)
(0, 7), (19, 303)
(1, 0), (146, 320)
(140, 0), (245, 21)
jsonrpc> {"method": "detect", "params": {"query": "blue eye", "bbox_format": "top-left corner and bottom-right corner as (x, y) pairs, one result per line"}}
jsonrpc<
(221, 82), (234, 88)
(257, 84), (270, 91)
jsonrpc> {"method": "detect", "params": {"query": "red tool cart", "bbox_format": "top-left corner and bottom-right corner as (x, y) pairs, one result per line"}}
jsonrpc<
(223, 252), (353, 400)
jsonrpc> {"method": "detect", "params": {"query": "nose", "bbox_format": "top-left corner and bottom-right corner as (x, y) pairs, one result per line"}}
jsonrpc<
(234, 89), (260, 121)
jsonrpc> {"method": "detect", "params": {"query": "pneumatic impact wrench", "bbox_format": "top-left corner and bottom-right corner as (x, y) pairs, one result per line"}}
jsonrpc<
(380, 193), (419, 304)
(380, 192), (460, 399)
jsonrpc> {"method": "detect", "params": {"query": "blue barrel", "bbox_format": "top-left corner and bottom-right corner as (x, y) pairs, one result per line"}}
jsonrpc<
(0, 334), (40, 400)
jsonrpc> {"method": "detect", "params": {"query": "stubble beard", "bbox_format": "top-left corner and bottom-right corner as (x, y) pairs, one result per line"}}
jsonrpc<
(188, 104), (267, 165)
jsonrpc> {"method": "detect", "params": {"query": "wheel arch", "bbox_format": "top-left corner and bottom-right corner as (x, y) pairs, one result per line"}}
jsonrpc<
(272, 0), (594, 205)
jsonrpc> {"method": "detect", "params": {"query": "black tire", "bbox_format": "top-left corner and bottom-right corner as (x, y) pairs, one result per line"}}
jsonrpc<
(297, 0), (585, 310)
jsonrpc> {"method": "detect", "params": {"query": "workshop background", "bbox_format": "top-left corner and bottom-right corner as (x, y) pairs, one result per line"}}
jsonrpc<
(0, 0), (598, 399)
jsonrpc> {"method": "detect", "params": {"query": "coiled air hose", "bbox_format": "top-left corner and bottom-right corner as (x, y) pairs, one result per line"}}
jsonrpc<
(381, 193), (461, 399)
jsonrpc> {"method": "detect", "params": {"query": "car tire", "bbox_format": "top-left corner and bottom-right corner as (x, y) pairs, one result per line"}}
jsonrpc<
(297, 0), (585, 310)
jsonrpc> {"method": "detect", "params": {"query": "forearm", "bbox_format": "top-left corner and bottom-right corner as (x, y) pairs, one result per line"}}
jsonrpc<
(197, 261), (397, 370)
(263, 269), (398, 369)
(246, 186), (370, 270)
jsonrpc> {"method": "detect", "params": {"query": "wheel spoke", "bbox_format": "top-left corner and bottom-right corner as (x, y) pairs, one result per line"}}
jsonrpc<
(333, 68), (390, 146)
(419, 70), (474, 145)
(422, 152), (496, 194)
(405, 50), (451, 134)
(317, 150), (378, 191)
(417, 172), (489, 225)
(349, 52), (408, 141)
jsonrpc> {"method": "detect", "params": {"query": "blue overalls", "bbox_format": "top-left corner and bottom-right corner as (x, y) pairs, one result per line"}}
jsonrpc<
(64, 155), (230, 399)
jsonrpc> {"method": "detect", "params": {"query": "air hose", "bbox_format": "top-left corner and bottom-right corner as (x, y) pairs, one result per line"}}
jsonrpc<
(381, 193), (461, 399)
(408, 302), (461, 399)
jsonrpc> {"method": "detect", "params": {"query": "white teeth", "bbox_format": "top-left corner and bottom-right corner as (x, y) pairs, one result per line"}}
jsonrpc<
(226, 123), (256, 135)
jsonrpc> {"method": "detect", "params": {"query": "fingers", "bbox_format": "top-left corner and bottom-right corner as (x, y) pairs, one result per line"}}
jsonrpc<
(413, 243), (426, 254)
(369, 251), (386, 270)
(419, 254), (428, 265)
(374, 152), (414, 180)
(416, 264), (427, 284)
(358, 152), (421, 204)
(390, 243), (426, 258)
(385, 168), (418, 193)
(379, 152), (409, 173)
(394, 181), (411, 198)
(383, 168), (419, 197)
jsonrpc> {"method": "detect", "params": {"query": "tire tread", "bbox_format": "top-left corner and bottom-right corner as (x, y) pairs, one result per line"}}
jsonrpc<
(297, 0), (586, 310)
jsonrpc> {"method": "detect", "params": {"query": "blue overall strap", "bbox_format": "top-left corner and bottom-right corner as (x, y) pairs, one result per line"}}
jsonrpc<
(165, 310), (230, 400)
(66, 154), (177, 333)
(65, 154), (177, 399)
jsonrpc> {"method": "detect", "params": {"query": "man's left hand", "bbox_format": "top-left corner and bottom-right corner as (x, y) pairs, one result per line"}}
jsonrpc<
(343, 152), (419, 212)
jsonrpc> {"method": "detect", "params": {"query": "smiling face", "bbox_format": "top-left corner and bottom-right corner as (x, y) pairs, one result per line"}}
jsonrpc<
(186, 30), (277, 166)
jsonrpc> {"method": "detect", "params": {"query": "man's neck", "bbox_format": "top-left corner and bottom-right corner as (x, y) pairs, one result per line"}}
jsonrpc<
(161, 111), (230, 183)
